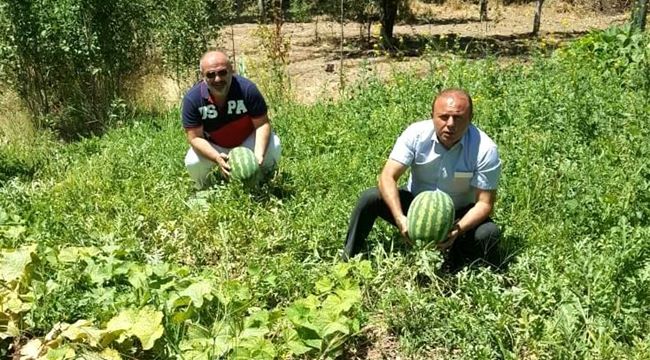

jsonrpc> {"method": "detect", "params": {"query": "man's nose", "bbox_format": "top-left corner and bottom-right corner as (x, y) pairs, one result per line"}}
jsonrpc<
(447, 116), (455, 128)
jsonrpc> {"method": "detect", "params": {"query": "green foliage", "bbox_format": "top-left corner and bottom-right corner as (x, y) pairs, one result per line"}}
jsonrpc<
(0, 0), (222, 138)
(1, 25), (649, 358)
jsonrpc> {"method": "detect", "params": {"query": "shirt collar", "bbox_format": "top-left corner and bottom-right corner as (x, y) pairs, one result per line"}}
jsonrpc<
(199, 81), (214, 104)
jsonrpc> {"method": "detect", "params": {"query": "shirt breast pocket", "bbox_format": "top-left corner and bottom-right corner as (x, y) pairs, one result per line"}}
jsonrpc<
(450, 171), (473, 193)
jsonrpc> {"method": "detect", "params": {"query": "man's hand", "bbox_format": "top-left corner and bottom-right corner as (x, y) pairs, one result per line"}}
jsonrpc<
(396, 214), (413, 246)
(438, 223), (461, 251)
(254, 152), (264, 166)
(215, 153), (230, 177)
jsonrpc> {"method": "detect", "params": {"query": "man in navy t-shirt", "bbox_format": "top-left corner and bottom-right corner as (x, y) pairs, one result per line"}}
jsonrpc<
(182, 50), (281, 188)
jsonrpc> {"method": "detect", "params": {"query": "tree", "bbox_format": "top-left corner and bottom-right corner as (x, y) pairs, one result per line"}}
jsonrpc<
(532, 0), (545, 36)
(479, 0), (488, 21)
(379, 0), (399, 48)
(631, 0), (648, 31)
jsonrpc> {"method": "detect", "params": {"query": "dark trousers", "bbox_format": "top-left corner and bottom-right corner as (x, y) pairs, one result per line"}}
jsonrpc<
(343, 187), (501, 269)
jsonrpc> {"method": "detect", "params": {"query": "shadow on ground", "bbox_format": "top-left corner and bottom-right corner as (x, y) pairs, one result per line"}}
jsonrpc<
(317, 30), (591, 61)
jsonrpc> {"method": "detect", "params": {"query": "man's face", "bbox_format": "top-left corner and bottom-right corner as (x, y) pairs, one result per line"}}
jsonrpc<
(432, 93), (472, 149)
(202, 58), (233, 97)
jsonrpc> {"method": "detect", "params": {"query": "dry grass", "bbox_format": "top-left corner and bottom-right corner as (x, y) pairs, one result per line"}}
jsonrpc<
(0, 89), (35, 146)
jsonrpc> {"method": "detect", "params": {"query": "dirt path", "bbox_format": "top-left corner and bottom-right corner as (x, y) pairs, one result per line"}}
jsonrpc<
(216, 3), (627, 104)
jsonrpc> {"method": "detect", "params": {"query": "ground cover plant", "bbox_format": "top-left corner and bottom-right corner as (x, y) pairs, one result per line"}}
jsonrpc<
(1, 25), (649, 359)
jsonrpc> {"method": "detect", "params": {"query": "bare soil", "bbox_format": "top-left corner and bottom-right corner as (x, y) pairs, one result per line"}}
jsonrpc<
(216, 2), (628, 104)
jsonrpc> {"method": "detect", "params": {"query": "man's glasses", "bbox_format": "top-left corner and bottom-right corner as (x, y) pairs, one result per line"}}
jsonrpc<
(205, 69), (229, 79)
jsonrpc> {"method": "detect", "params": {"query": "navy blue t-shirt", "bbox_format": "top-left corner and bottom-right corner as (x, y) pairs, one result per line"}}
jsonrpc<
(181, 75), (268, 148)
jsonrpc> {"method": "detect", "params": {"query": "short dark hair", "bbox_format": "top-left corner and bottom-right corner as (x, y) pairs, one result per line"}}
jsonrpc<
(432, 88), (473, 118)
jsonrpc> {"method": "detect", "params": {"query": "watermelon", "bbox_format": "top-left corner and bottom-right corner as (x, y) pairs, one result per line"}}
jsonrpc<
(228, 147), (260, 184)
(407, 190), (455, 243)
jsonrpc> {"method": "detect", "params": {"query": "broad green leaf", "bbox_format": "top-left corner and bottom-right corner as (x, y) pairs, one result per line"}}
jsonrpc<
(285, 303), (310, 324)
(355, 260), (373, 279)
(218, 280), (251, 306)
(179, 280), (214, 308)
(234, 337), (276, 360)
(315, 277), (333, 294)
(286, 340), (312, 355)
(332, 263), (350, 279)
(244, 309), (269, 328)
(85, 261), (112, 285)
(335, 288), (361, 312)
(321, 320), (349, 338)
(185, 322), (211, 340)
(127, 264), (148, 289)
(0, 245), (36, 283)
(239, 326), (268, 339)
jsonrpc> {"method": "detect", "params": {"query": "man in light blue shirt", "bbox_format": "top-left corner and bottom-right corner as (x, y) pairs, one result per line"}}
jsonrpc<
(343, 89), (502, 271)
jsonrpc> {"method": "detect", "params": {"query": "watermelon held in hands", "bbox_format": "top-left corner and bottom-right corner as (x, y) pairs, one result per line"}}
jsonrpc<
(407, 190), (455, 243)
(228, 147), (260, 185)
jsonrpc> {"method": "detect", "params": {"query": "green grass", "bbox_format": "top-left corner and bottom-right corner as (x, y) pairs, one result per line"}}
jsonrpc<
(1, 26), (649, 359)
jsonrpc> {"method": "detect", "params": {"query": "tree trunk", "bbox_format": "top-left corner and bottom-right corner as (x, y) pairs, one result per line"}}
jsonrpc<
(258, 0), (266, 22)
(479, 0), (488, 21)
(631, 0), (648, 32)
(380, 0), (398, 48)
(532, 0), (544, 36)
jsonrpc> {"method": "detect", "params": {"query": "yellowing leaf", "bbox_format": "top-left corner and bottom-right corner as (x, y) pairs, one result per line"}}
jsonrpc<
(0, 245), (36, 283)
(43, 345), (76, 360)
(314, 277), (333, 294)
(0, 318), (21, 339)
(58, 246), (100, 263)
(19, 338), (42, 359)
(60, 319), (103, 347)
(105, 307), (163, 350)
(99, 348), (123, 360)
(130, 307), (164, 350)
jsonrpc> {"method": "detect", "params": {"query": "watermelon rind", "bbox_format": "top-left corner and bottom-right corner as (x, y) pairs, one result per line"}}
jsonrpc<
(228, 147), (260, 185)
(407, 190), (455, 243)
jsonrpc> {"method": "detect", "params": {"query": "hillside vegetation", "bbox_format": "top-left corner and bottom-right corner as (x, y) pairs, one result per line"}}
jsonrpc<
(1, 26), (649, 359)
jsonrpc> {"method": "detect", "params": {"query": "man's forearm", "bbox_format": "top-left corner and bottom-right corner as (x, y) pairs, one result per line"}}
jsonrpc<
(378, 175), (404, 221)
(254, 122), (271, 160)
(190, 137), (221, 162)
(456, 202), (492, 235)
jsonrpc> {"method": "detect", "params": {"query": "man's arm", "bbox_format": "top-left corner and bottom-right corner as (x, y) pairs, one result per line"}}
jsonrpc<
(251, 114), (271, 166)
(185, 126), (230, 177)
(439, 188), (496, 250)
(378, 159), (410, 241)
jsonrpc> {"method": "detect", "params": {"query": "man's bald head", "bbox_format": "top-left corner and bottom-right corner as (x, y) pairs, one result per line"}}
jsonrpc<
(200, 50), (234, 98)
(199, 51), (231, 73)
(432, 88), (473, 119)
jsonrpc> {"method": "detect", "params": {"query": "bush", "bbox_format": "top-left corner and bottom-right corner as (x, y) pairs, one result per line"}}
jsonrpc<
(0, 0), (223, 139)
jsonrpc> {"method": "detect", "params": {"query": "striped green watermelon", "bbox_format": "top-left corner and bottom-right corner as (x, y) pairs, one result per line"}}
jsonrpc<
(228, 147), (260, 184)
(407, 190), (455, 243)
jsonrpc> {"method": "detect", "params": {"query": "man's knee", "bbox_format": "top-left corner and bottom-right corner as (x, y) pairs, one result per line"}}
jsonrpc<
(356, 187), (382, 207)
(474, 222), (501, 255)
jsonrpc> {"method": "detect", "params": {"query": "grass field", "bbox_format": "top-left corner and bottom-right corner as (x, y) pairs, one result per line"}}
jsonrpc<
(1, 26), (649, 359)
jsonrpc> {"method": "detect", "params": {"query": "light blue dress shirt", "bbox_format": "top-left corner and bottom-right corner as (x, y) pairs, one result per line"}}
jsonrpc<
(389, 120), (501, 209)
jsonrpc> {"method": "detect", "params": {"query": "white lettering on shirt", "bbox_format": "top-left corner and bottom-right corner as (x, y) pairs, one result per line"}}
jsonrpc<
(199, 105), (218, 119)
